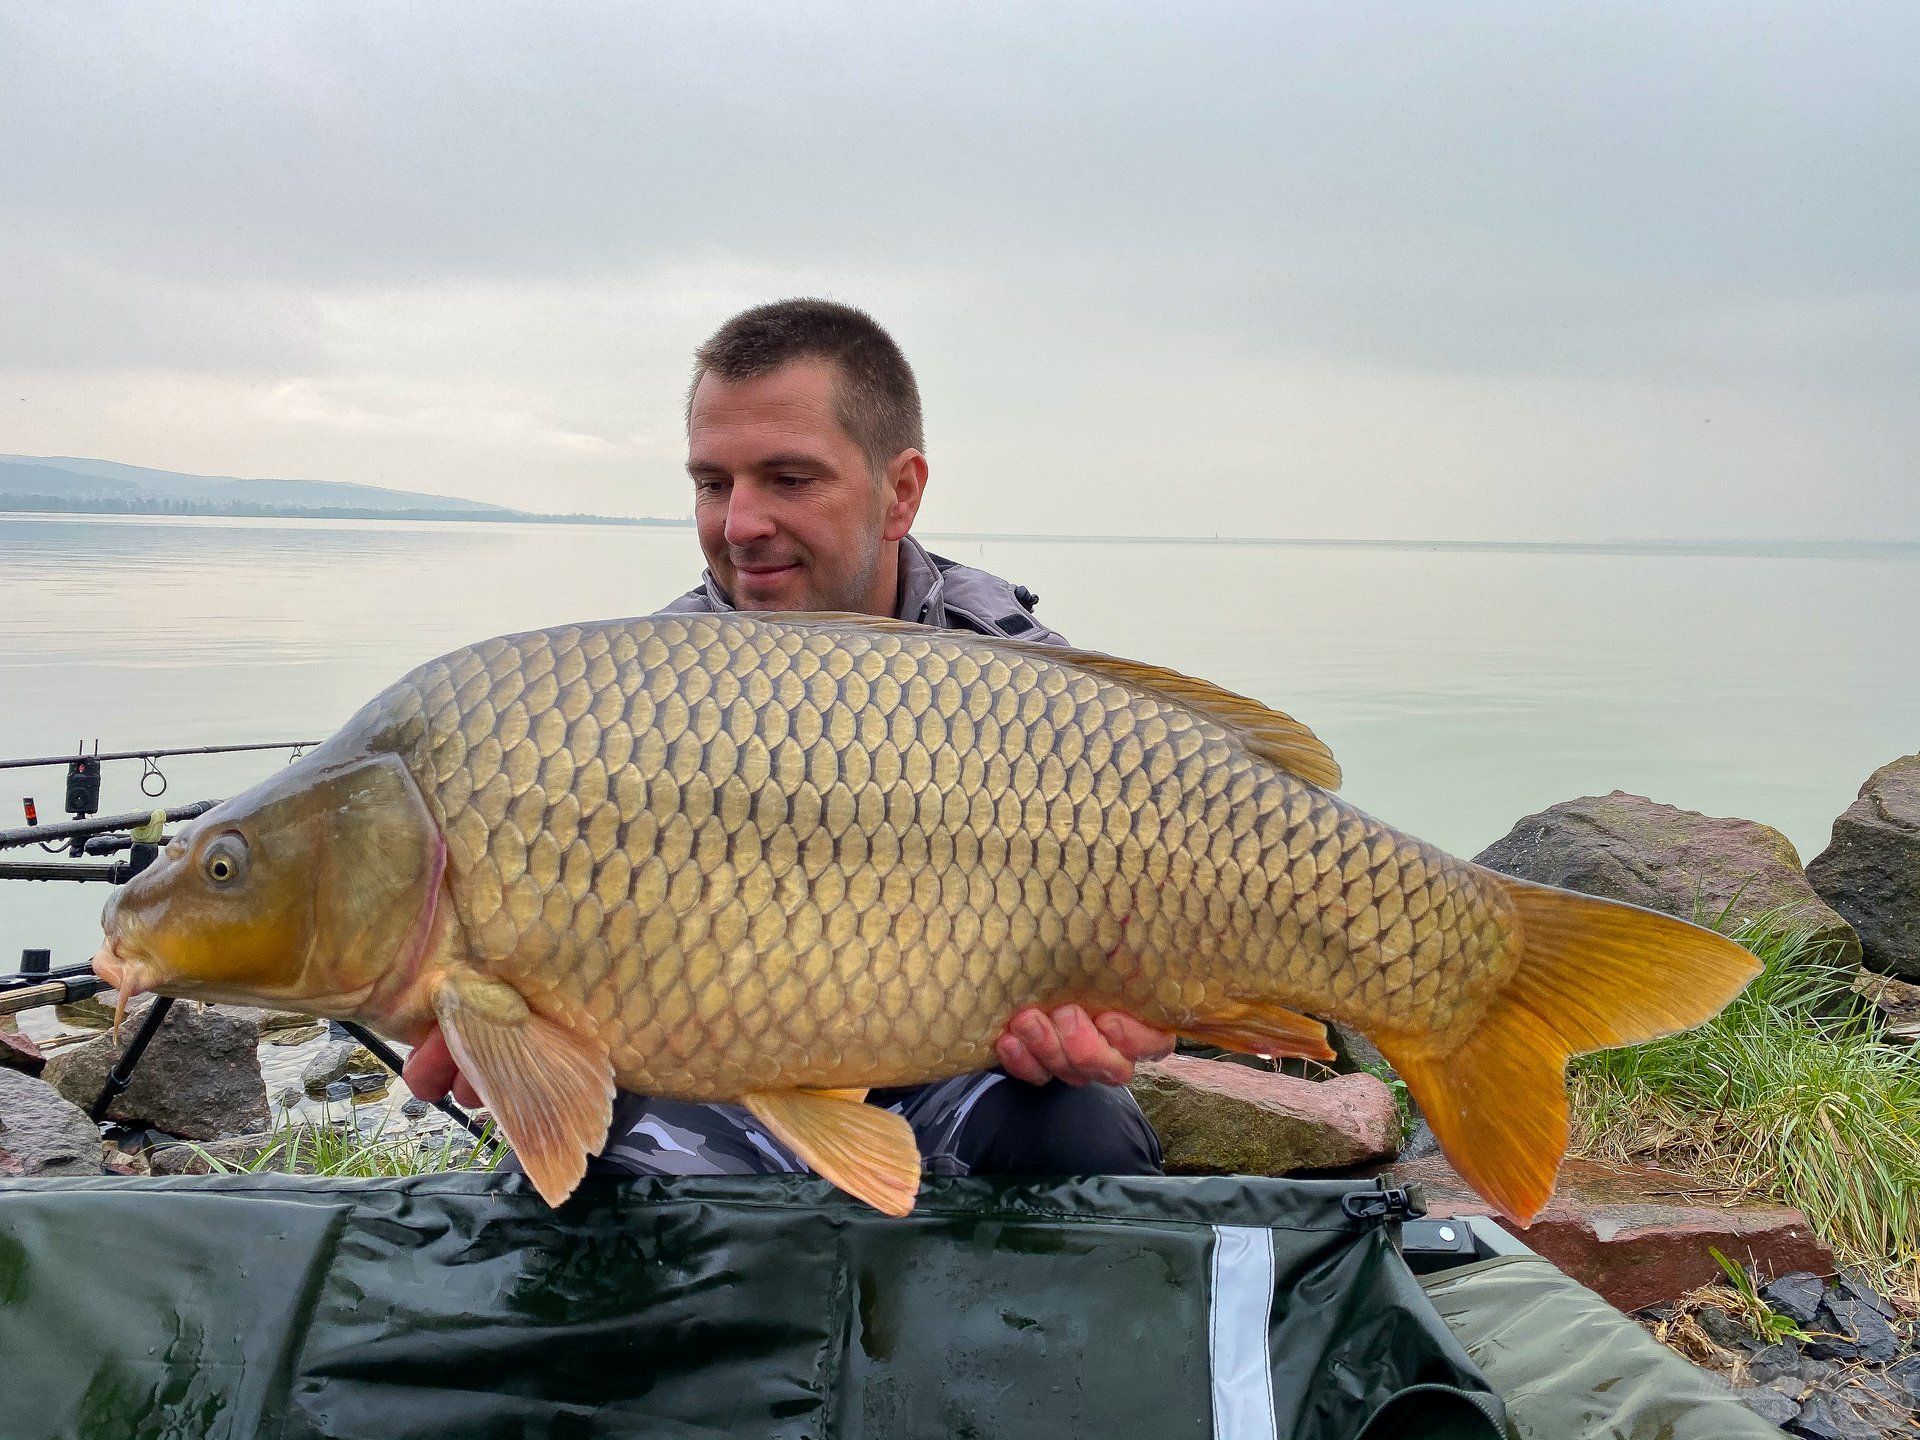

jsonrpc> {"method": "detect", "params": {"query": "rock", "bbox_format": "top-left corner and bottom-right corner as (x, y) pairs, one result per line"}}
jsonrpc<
(1806, 754), (1920, 980)
(1392, 1154), (1834, 1312)
(1833, 1269), (1898, 1322)
(0, 1028), (46, 1076)
(0, 1067), (99, 1176)
(1698, 1304), (1761, 1352)
(266, 1021), (328, 1047)
(324, 1080), (352, 1104)
(1743, 1384), (1802, 1428)
(1396, 1116), (1441, 1162)
(1745, 1342), (1803, 1384)
(1808, 1295), (1901, 1365)
(1475, 791), (1861, 967)
(401, 1096), (432, 1122)
(1842, 1374), (1909, 1421)
(1327, 1023), (1387, 1075)
(1130, 1055), (1400, 1175)
(1789, 1385), (1907, 1440)
(1885, 1356), (1920, 1409)
(1849, 972), (1920, 1043)
(1763, 1272), (1829, 1326)
(41, 1000), (268, 1141)
(100, 1144), (150, 1176)
(346, 1073), (389, 1101)
(274, 1086), (306, 1111)
(301, 1040), (386, 1098)
(213, 1006), (318, 1037)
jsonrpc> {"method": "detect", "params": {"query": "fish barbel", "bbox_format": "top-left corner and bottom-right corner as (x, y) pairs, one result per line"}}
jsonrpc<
(94, 612), (1757, 1218)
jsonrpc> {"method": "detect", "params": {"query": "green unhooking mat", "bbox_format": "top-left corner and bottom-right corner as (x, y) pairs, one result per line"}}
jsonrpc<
(0, 1172), (1508, 1440)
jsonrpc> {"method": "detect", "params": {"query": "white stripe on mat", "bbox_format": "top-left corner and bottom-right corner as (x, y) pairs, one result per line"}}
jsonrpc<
(1209, 1225), (1279, 1440)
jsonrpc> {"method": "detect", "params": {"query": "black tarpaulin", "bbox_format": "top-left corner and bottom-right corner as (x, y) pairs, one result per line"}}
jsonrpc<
(0, 1172), (1508, 1440)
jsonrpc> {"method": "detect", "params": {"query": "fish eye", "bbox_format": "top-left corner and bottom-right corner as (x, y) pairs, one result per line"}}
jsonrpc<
(203, 832), (249, 888)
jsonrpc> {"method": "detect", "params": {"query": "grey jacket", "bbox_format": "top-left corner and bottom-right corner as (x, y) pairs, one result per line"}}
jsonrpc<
(660, 535), (1068, 646)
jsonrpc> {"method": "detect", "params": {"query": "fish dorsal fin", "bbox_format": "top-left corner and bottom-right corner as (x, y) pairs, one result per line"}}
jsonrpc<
(749, 611), (1341, 791)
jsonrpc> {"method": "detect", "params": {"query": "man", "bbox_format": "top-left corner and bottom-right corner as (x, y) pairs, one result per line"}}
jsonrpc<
(407, 298), (1172, 1181)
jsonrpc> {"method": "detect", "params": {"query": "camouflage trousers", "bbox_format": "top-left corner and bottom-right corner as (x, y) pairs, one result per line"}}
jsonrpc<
(552, 1072), (1163, 1181)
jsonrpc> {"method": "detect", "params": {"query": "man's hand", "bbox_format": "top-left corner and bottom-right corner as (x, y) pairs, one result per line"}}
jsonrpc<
(995, 1005), (1174, 1087)
(400, 1025), (483, 1110)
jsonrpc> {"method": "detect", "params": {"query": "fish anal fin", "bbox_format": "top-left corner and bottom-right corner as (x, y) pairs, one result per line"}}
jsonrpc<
(741, 1088), (921, 1216)
(803, 1086), (869, 1103)
(431, 971), (614, 1209)
(1377, 870), (1761, 1225)
(1178, 999), (1336, 1062)
(754, 612), (1340, 790)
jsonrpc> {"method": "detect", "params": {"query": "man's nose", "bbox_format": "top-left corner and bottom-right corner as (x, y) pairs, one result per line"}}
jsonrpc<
(723, 485), (778, 547)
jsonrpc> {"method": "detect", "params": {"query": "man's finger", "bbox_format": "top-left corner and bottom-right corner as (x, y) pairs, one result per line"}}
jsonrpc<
(995, 1032), (1051, 1086)
(1094, 1011), (1176, 1062)
(401, 1027), (457, 1103)
(1005, 1006), (1075, 1082)
(1051, 1005), (1129, 1085)
(452, 1072), (483, 1110)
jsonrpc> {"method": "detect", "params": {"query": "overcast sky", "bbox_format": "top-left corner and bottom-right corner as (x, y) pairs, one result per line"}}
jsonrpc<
(2, 3), (1914, 540)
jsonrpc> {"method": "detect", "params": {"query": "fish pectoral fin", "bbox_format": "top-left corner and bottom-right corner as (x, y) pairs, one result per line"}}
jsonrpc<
(740, 1088), (921, 1217)
(1178, 1000), (1337, 1061)
(431, 971), (615, 1209)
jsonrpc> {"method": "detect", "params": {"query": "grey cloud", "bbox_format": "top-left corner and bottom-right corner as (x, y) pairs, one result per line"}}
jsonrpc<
(0, 1), (1915, 537)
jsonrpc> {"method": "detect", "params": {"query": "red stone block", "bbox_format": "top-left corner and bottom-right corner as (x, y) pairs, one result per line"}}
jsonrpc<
(0, 1028), (46, 1077)
(1392, 1155), (1834, 1312)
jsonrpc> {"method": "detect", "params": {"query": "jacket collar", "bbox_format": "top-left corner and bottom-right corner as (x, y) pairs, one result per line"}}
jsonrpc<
(697, 535), (948, 624)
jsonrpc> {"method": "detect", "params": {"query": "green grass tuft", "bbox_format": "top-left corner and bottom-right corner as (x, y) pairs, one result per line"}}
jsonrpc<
(1570, 913), (1920, 1299)
(191, 1112), (504, 1179)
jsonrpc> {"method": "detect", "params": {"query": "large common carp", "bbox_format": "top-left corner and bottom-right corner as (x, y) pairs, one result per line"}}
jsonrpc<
(95, 612), (1757, 1220)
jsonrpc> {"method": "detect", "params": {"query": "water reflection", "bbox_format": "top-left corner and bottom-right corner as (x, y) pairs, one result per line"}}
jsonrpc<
(3, 514), (1916, 964)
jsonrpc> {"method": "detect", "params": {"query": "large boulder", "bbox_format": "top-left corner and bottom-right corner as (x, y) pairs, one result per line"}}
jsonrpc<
(42, 1000), (268, 1141)
(1393, 1154), (1833, 1312)
(1806, 754), (1920, 980)
(1131, 1055), (1400, 1175)
(1474, 791), (1860, 967)
(0, 1067), (99, 1177)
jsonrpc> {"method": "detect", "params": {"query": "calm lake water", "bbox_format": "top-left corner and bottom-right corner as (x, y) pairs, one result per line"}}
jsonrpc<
(3, 513), (1916, 966)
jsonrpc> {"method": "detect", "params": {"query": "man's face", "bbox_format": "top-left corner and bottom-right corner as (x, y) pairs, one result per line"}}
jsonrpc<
(686, 358), (923, 615)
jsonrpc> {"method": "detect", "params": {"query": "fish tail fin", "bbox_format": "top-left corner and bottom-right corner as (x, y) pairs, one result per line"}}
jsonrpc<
(1375, 873), (1760, 1225)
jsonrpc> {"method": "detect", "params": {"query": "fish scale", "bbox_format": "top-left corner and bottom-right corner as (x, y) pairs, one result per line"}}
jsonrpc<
(97, 610), (1760, 1221)
(371, 613), (1509, 1100)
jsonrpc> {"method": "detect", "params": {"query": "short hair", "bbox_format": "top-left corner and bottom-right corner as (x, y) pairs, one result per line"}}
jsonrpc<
(689, 298), (924, 472)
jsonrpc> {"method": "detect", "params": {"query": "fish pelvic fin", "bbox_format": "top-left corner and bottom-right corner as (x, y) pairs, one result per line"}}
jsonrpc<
(431, 971), (615, 1209)
(741, 1088), (922, 1217)
(1376, 872), (1761, 1227)
(1177, 999), (1336, 1061)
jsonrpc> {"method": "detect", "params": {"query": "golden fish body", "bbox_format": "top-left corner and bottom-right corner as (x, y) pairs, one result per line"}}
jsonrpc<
(385, 614), (1498, 1094)
(98, 612), (1758, 1220)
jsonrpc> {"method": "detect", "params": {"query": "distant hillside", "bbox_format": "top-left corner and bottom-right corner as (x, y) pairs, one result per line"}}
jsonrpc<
(0, 454), (683, 526)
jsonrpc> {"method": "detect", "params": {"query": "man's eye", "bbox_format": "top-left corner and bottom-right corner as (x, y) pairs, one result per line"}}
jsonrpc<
(692, 477), (728, 495)
(775, 474), (810, 488)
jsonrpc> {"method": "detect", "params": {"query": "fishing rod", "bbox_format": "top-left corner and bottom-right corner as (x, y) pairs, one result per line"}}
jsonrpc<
(0, 740), (321, 772)
(0, 799), (219, 854)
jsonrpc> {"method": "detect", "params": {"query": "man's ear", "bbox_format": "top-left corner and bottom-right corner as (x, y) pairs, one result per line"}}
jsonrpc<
(882, 449), (928, 542)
